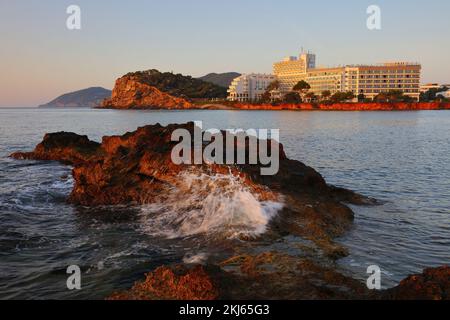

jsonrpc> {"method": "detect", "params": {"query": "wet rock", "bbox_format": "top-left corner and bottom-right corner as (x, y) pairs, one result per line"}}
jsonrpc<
(385, 266), (450, 300)
(10, 123), (369, 249)
(108, 254), (450, 300)
(109, 252), (376, 300)
(10, 132), (102, 165)
(108, 265), (229, 300)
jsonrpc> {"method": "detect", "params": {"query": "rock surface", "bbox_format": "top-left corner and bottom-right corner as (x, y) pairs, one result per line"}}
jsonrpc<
(385, 266), (450, 300)
(108, 253), (449, 300)
(101, 76), (193, 109)
(10, 122), (371, 251)
(108, 265), (225, 300)
(108, 253), (375, 300)
(100, 69), (229, 109)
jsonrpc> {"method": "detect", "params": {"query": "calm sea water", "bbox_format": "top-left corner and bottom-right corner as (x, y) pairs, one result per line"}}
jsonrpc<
(0, 108), (449, 299)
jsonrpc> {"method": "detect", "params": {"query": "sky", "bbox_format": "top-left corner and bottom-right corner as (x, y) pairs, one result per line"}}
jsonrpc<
(1, 0), (449, 107)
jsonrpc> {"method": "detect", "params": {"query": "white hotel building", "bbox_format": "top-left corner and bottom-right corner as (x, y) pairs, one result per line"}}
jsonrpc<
(274, 52), (422, 101)
(227, 74), (276, 102)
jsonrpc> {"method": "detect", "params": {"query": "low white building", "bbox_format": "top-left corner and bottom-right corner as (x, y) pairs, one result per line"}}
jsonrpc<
(227, 74), (277, 102)
(420, 83), (442, 93)
(437, 89), (450, 99)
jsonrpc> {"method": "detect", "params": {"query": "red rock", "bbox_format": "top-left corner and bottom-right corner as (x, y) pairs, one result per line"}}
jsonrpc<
(10, 123), (329, 205)
(386, 266), (450, 300)
(108, 256), (450, 300)
(108, 265), (224, 300)
(101, 75), (193, 109)
(108, 253), (375, 300)
(10, 122), (367, 249)
(10, 132), (102, 165)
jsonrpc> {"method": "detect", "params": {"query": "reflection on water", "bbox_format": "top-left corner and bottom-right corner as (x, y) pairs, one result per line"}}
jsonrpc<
(0, 108), (449, 298)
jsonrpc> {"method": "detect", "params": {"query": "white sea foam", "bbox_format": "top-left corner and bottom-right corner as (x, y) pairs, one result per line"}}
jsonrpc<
(139, 172), (284, 239)
(183, 252), (209, 264)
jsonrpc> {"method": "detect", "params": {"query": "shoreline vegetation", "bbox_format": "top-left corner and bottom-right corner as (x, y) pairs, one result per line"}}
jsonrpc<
(192, 101), (450, 111)
(10, 123), (450, 300)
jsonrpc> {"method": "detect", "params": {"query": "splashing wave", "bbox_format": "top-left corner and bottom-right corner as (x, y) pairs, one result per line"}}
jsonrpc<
(138, 172), (284, 239)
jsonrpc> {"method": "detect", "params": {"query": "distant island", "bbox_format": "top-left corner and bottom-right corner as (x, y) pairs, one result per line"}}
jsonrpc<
(39, 87), (111, 108)
(197, 72), (241, 88)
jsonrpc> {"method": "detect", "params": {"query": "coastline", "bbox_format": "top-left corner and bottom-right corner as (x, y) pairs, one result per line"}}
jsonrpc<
(97, 102), (450, 112)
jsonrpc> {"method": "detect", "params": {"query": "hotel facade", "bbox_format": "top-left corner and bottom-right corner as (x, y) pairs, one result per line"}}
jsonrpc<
(273, 52), (316, 92)
(227, 74), (276, 102)
(273, 52), (421, 101)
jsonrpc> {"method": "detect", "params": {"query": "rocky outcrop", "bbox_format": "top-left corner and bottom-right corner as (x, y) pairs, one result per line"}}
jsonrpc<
(101, 76), (193, 109)
(108, 253), (449, 300)
(10, 122), (373, 253)
(108, 265), (226, 300)
(385, 266), (450, 300)
(109, 253), (375, 300)
(100, 69), (231, 109)
(11, 132), (102, 165)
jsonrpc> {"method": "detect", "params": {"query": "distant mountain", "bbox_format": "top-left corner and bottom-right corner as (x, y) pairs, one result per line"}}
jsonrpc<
(198, 72), (241, 88)
(39, 87), (112, 108)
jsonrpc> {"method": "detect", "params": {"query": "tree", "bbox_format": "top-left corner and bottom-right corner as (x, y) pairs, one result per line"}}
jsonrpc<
(345, 91), (356, 101)
(330, 91), (355, 103)
(420, 86), (448, 102)
(305, 92), (317, 102)
(259, 80), (280, 103)
(321, 90), (331, 100)
(283, 92), (302, 104)
(293, 80), (311, 92)
(374, 90), (413, 103)
(266, 80), (280, 92)
(357, 93), (372, 102)
(292, 80), (311, 103)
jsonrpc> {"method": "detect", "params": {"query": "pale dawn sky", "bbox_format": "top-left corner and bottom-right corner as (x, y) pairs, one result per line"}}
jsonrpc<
(1, 0), (449, 106)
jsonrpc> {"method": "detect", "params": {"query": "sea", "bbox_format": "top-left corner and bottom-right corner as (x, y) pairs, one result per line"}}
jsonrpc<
(0, 107), (449, 299)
